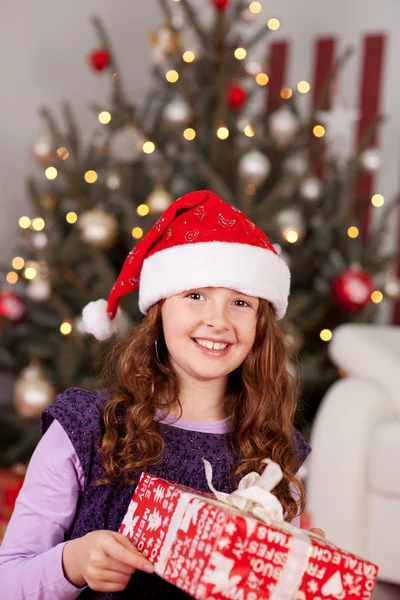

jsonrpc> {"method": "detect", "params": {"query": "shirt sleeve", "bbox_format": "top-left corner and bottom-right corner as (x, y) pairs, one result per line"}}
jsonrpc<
(0, 419), (87, 599)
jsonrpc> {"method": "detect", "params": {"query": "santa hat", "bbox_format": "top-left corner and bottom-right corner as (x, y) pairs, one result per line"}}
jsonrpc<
(82, 190), (290, 341)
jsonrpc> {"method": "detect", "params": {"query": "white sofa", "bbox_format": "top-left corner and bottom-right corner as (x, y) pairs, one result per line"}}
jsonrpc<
(307, 323), (400, 584)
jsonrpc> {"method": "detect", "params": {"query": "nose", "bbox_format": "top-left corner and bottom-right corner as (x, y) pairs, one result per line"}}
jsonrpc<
(204, 302), (230, 332)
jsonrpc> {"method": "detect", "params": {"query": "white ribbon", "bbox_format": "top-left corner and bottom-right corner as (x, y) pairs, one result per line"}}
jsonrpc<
(203, 457), (284, 525)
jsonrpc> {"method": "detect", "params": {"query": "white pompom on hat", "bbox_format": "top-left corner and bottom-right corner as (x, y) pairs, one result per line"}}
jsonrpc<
(82, 189), (290, 341)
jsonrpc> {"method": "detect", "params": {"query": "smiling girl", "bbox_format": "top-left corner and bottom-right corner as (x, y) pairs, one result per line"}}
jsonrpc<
(0, 190), (322, 599)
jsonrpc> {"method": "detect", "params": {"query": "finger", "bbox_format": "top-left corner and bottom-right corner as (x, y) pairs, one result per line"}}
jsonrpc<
(104, 538), (154, 573)
(310, 528), (326, 538)
(96, 555), (135, 576)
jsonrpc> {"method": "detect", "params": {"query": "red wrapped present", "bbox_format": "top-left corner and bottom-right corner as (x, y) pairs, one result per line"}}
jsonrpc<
(119, 459), (378, 599)
(0, 468), (24, 518)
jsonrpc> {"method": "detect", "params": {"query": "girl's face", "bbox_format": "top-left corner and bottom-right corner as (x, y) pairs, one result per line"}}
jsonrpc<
(161, 287), (259, 385)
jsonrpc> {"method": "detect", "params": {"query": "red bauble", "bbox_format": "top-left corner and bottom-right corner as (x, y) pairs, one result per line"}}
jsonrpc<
(0, 291), (27, 322)
(332, 268), (374, 313)
(211, 0), (229, 12)
(88, 48), (111, 72)
(228, 85), (247, 111)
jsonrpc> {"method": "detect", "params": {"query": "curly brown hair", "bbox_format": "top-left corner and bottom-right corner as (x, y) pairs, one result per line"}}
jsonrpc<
(96, 299), (306, 522)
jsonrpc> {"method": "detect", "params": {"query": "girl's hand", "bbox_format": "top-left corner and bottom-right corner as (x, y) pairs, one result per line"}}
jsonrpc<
(309, 527), (326, 538)
(62, 530), (154, 592)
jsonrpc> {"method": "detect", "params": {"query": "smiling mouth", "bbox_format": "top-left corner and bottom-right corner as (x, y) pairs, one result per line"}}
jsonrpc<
(193, 339), (231, 351)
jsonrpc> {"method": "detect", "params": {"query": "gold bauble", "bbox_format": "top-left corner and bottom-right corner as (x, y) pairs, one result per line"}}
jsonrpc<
(146, 185), (174, 215)
(78, 208), (118, 248)
(14, 361), (56, 419)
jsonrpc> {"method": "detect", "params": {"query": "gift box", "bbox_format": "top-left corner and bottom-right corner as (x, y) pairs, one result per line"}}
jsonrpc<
(119, 460), (378, 600)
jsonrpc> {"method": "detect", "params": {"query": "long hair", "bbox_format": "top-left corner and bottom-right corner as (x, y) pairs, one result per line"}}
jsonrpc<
(96, 299), (306, 521)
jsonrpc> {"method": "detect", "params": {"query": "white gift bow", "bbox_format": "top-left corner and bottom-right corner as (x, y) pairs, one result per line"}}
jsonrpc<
(203, 457), (284, 524)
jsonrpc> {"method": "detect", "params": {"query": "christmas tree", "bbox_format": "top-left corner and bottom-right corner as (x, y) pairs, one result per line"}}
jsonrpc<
(1, 0), (399, 464)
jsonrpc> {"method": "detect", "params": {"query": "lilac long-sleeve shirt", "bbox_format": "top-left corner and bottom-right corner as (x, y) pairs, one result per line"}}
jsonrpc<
(0, 412), (301, 599)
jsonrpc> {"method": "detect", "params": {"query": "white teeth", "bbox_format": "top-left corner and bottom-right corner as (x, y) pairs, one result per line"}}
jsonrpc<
(195, 339), (228, 351)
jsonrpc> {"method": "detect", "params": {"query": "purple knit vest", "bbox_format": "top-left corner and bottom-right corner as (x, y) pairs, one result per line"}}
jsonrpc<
(41, 388), (310, 600)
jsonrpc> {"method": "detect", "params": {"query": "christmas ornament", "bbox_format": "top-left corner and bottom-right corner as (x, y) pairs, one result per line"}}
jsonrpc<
(269, 106), (299, 147)
(277, 208), (305, 242)
(109, 124), (142, 163)
(227, 85), (247, 111)
(13, 361), (55, 419)
(92, 129), (109, 156)
(163, 98), (192, 126)
(284, 154), (308, 177)
(88, 48), (111, 72)
(78, 208), (118, 248)
(238, 151), (271, 186)
(26, 278), (51, 302)
(211, 0), (229, 12)
(245, 60), (263, 76)
(332, 267), (374, 313)
(32, 134), (53, 164)
(359, 148), (381, 173)
(383, 275), (400, 301)
(316, 99), (360, 164)
(0, 290), (26, 322)
(32, 232), (48, 250)
(299, 177), (323, 201)
(148, 27), (179, 66)
(282, 321), (304, 355)
(147, 185), (174, 214)
(106, 170), (122, 190)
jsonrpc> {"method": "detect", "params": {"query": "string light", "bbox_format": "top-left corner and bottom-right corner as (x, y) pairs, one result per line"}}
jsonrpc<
(255, 73), (269, 86)
(132, 227), (143, 239)
(183, 128), (196, 140)
(313, 125), (325, 138)
(19, 216), (31, 229)
(142, 141), (155, 154)
(249, 1), (262, 13)
(182, 51), (195, 63)
(32, 218), (45, 231)
(166, 70), (179, 83)
(320, 329), (333, 342)
(137, 204), (150, 216)
(347, 226), (359, 239)
(217, 127), (229, 140)
(66, 212), (78, 224)
(280, 88), (292, 99)
(371, 194), (384, 207)
(371, 290), (383, 304)
(234, 48), (247, 60)
(45, 167), (58, 180)
(98, 111), (112, 124)
(24, 266), (37, 280)
(267, 18), (280, 30)
(297, 81), (311, 94)
(6, 271), (18, 284)
(12, 257), (25, 270)
(84, 170), (98, 183)
(56, 147), (69, 160)
(284, 229), (298, 243)
(245, 184), (256, 195)
(60, 321), (72, 335)
(244, 125), (255, 137)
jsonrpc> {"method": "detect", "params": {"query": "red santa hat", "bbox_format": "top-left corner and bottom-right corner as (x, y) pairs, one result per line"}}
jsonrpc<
(82, 190), (290, 340)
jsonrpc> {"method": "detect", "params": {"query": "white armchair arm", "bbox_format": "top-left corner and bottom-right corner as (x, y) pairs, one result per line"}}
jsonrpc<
(307, 376), (394, 555)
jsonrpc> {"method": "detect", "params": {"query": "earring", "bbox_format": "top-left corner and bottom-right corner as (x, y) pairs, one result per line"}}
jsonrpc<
(154, 340), (161, 363)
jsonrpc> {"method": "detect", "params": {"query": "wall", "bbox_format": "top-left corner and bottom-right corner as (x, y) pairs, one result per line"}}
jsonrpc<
(1, 0), (399, 268)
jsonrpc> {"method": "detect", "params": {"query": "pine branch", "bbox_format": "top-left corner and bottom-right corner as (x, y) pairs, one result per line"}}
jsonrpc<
(178, 0), (213, 53)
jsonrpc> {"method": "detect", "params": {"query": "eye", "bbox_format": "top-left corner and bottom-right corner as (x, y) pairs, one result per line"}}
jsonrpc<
(234, 299), (251, 307)
(186, 292), (204, 301)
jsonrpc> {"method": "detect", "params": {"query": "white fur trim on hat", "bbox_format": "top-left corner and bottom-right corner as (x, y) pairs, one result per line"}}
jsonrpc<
(82, 299), (121, 341)
(138, 241), (290, 318)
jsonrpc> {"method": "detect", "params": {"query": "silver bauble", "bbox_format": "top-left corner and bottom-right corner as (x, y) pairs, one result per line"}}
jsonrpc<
(383, 276), (400, 301)
(32, 134), (53, 164)
(299, 177), (323, 201)
(109, 124), (142, 163)
(284, 154), (308, 177)
(106, 171), (122, 190)
(238, 151), (271, 186)
(26, 278), (51, 302)
(163, 98), (192, 126)
(147, 185), (174, 214)
(277, 208), (305, 242)
(269, 106), (299, 147)
(78, 208), (118, 248)
(360, 148), (381, 173)
(14, 361), (56, 419)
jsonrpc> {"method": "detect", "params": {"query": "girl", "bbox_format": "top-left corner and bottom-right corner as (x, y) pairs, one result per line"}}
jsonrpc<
(0, 190), (323, 599)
